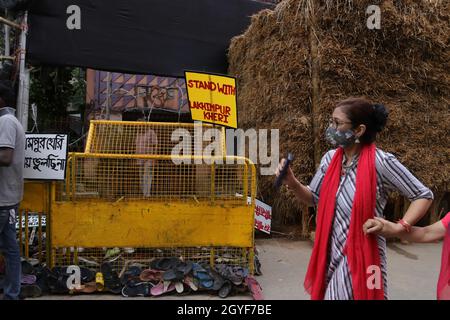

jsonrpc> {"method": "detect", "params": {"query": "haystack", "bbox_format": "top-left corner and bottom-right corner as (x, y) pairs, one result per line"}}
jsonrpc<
(228, 0), (449, 231)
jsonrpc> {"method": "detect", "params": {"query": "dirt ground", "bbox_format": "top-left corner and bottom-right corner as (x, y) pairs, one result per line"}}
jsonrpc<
(31, 237), (443, 300)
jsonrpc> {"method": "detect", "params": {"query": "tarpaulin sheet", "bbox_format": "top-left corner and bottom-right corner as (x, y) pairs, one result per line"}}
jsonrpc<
(27, 0), (273, 77)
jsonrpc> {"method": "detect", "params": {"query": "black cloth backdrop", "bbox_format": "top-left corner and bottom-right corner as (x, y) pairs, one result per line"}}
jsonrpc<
(27, 0), (273, 77)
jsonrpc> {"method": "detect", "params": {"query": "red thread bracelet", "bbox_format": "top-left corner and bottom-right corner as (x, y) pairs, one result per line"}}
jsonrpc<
(397, 219), (412, 233)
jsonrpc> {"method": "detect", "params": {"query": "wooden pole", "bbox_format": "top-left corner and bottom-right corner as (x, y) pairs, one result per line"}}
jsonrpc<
(0, 16), (21, 29)
(16, 12), (29, 130)
(3, 9), (10, 57)
(106, 72), (111, 120)
(308, 4), (321, 167)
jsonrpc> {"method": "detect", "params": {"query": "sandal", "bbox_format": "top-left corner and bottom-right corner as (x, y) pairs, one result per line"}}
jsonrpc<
(120, 266), (142, 286)
(95, 272), (104, 291)
(71, 281), (97, 294)
(150, 280), (176, 296)
(20, 284), (42, 298)
(139, 269), (163, 283)
(121, 281), (152, 297)
(162, 268), (184, 282)
(245, 276), (263, 300)
(21, 274), (37, 285)
(183, 275), (198, 291)
(192, 263), (214, 289)
(100, 262), (122, 294)
(218, 280), (232, 298)
(150, 258), (181, 271)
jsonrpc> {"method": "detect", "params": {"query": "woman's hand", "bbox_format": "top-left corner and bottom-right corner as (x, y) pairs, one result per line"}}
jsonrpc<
(363, 218), (384, 235)
(363, 217), (404, 238)
(275, 158), (297, 189)
(274, 159), (315, 206)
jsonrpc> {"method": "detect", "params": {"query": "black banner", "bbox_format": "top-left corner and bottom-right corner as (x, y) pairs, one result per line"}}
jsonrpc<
(27, 0), (273, 77)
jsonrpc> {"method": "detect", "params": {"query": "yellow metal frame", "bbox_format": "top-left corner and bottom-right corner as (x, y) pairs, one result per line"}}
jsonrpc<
(18, 181), (51, 263)
(52, 153), (256, 247)
(50, 153), (256, 272)
(50, 200), (254, 248)
(21, 121), (257, 273)
(84, 120), (227, 156)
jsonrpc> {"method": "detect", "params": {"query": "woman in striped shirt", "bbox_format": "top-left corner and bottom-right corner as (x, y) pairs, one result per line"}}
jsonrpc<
(275, 97), (433, 300)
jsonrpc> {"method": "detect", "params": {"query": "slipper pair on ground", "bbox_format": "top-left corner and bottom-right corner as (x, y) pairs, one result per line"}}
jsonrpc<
(212, 264), (263, 299)
(245, 276), (263, 300)
(121, 275), (180, 297)
(120, 269), (182, 297)
(119, 262), (174, 298)
(120, 279), (189, 297)
(120, 265), (151, 297)
(202, 266), (262, 300)
(19, 259), (44, 298)
(17, 261), (55, 298)
(121, 280), (153, 297)
(121, 258), (195, 297)
(254, 249), (262, 276)
(198, 264), (233, 298)
(21, 258), (39, 274)
(215, 264), (249, 286)
(97, 262), (121, 294)
(150, 261), (195, 296)
(150, 259), (200, 285)
(20, 284), (42, 298)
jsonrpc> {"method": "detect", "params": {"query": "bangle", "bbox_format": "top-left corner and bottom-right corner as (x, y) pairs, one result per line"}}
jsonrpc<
(397, 219), (411, 233)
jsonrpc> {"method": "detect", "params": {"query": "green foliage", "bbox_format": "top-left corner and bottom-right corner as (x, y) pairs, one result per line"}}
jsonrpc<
(30, 66), (83, 117)
(69, 67), (87, 112)
(29, 66), (86, 136)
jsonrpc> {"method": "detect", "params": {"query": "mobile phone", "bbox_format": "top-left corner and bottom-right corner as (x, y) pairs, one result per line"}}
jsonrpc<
(274, 153), (294, 190)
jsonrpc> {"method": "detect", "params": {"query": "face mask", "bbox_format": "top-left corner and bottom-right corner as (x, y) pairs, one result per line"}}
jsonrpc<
(0, 107), (15, 117)
(325, 126), (356, 148)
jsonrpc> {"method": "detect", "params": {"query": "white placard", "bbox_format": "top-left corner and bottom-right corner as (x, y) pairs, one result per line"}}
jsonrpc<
(24, 134), (68, 180)
(253, 198), (272, 234)
(15, 214), (47, 230)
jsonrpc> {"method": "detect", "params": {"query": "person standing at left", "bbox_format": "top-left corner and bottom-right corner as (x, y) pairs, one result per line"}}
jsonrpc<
(0, 83), (25, 300)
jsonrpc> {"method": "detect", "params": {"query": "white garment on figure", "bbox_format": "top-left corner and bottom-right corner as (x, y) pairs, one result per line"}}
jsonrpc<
(135, 129), (158, 197)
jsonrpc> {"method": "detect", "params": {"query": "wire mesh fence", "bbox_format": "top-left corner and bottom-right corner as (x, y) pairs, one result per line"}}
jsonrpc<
(51, 246), (252, 274)
(55, 153), (255, 204)
(85, 120), (226, 156)
(48, 121), (256, 273)
(17, 210), (47, 263)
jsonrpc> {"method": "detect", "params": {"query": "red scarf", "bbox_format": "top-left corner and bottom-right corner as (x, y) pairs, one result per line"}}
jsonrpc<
(437, 212), (450, 300)
(304, 143), (384, 300)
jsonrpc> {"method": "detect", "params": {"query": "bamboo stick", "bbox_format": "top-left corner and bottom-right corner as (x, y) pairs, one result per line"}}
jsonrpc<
(0, 16), (20, 29)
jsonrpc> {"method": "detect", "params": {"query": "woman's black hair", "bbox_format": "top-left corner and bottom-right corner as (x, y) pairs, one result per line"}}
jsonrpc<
(335, 97), (389, 144)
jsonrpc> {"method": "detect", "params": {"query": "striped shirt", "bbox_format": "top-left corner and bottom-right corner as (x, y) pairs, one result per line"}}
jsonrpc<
(307, 148), (434, 300)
